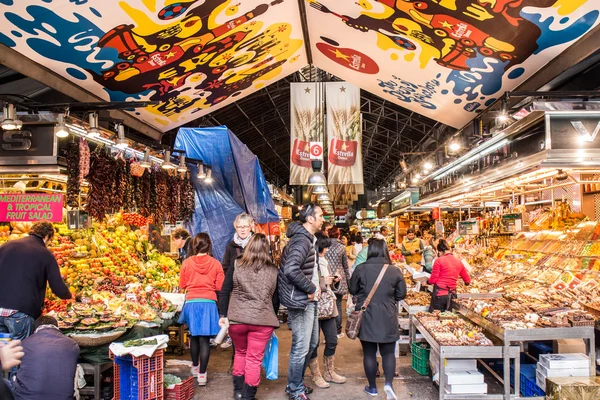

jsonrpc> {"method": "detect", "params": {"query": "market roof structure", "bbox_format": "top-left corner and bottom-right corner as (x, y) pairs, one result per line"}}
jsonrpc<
(1, 1), (600, 188)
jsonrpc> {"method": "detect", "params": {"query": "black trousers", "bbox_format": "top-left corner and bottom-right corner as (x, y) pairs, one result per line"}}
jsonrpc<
(360, 341), (396, 388)
(430, 295), (451, 312)
(335, 294), (343, 334)
(310, 317), (338, 359)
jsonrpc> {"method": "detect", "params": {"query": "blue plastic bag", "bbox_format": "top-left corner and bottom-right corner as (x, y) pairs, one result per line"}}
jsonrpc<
(262, 332), (278, 380)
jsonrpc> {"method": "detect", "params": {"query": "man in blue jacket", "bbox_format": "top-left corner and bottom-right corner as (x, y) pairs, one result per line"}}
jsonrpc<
(278, 203), (324, 400)
(14, 316), (79, 400)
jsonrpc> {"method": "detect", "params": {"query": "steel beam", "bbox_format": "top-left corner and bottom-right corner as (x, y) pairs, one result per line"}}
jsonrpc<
(0, 43), (163, 141)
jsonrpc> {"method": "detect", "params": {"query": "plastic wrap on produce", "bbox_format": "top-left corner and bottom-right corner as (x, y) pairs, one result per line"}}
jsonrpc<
(174, 127), (279, 261)
(545, 376), (600, 400)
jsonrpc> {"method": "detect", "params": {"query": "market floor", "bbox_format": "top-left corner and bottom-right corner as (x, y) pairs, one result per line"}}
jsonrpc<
(165, 325), (441, 400)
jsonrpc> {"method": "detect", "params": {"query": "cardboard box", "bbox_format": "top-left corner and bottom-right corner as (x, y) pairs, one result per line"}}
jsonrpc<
(445, 359), (478, 371)
(540, 353), (589, 370)
(445, 370), (484, 385)
(545, 376), (600, 400)
(445, 383), (488, 394)
(536, 368), (547, 392)
(537, 363), (589, 378)
(553, 339), (586, 354)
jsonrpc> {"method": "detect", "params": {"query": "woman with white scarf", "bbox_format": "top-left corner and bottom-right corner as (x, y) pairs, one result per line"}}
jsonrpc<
(220, 213), (255, 353)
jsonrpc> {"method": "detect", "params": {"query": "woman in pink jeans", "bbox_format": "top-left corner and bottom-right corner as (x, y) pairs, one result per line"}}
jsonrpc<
(218, 233), (279, 400)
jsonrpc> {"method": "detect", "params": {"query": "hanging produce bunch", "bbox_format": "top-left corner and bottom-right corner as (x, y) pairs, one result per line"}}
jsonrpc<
(66, 141), (80, 208)
(85, 150), (117, 221)
(180, 173), (195, 222)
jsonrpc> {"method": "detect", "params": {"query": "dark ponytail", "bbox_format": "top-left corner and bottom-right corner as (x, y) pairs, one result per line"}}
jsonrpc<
(191, 232), (212, 255)
(437, 238), (451, 253)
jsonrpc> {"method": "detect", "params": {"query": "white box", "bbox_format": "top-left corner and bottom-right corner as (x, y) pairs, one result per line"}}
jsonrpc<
(539, 353), (590, 369)
(445, 383), (488, 394)
(445, 359), (478, 371)
(398, 318), (410, 330)
(536, 368), (546, 392)
(398, 335), (409, 344)
(537, 363), (589, 378)
(445, 370), (484, 385)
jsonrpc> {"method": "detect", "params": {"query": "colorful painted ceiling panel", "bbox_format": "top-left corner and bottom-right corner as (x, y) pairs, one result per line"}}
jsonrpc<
(305, 0), (600, 128)
(0, 0), (307, 131)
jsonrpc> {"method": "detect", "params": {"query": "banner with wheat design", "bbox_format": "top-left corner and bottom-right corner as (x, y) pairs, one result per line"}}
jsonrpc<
(290, 82), (323, 185)
(326, 82), (363, 185)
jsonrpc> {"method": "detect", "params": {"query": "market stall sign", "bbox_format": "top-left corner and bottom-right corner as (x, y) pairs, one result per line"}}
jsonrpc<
(546, 112), (600, 150)
(457, 220), (479, 236)
(0, 194), (63, 222)
(0, 125), (57, 165)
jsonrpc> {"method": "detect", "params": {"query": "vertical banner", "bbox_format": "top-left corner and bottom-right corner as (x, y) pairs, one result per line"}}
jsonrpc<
(290, 82), (323, 185)
(326, 82), (363, 185)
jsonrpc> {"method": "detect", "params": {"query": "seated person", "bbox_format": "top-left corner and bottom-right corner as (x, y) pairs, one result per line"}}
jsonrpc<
(14, 316), (80, 400)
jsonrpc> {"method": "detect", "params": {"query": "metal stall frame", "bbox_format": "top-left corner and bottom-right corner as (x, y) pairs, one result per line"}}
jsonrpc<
(411, 317), (521, 400)
(455, 304), (596, 400)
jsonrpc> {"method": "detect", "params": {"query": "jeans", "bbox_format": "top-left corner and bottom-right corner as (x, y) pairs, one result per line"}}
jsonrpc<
(287, 302), (319, 396)
(335, 294), (343, 334)
(0, 312), (34, 341)
(310, 317), (338, 359)
(229, 324), (274, 387)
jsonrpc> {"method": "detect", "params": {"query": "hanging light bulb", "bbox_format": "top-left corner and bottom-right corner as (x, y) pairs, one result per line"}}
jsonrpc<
(197, 164), (207, 179)
(162, 150), (176, 170)
(313, 185), (328, 194)
(317, 193), (330, 201)
(204, 168), (213, 183)
(1, 104), (23, 131)
(449, 142), (461, 152)
(139, 148), (152, 169)
(177, 155), (188, 173)
(87, 113), (101, 138)
(423, 161), (433, 171)
(55, 115), (69, 138)
(115, 124), (129, 149)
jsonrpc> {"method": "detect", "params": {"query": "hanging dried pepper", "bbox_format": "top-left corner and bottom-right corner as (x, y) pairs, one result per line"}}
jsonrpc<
(78, 139), (90, 183)
(113, 158), (126, 211)
(66, 141), (80, 208)
(124, 162), (134, 211)
(180, 173), (195, 222)
(153, 169), (168, 223)
(149, 168), (157, 215)
(86, 150), (115, 221)
(166, 174), (181, 224)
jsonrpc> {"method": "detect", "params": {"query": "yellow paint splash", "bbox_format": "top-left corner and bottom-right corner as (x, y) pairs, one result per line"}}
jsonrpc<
(553, 0), (587, 16)
(255, 83), (264, 89)
(208, 0), (233, 31)
(153, 117), (170, 126)
(404, 53), (415, 62)
(120, 2), (176, 36)
(225, 4), (239, 16)
(390, 53), (399, 61)
(141, 0), (156, 13)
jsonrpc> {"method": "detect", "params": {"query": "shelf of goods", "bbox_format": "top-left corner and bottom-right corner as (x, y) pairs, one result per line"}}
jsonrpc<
(453, 296), (595, 400)
(410, 312), (520, 400)
(2, 215), (184, 348)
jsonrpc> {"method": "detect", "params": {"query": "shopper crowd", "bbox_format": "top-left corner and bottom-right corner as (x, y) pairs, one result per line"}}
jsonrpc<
(0, 208), (469, 400)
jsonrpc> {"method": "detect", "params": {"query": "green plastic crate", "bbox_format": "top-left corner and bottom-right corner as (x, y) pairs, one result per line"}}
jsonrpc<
(411, 342), (430, 375)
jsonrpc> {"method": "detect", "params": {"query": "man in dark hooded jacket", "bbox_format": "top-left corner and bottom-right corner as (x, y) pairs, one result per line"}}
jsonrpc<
(278, 203), (324, 400)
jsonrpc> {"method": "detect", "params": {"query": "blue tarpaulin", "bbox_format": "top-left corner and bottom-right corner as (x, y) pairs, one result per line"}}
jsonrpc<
(174, 126), (279, 261)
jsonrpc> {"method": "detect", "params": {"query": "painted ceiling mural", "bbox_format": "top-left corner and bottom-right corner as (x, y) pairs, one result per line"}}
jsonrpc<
(0, 0), (307, 131)
(305, 0), (600, 128)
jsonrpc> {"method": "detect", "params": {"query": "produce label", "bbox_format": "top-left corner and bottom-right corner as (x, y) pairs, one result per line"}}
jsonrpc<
(0, 194), (63, 222)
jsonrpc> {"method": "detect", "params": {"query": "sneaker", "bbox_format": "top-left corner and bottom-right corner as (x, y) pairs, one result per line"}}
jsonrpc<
(197, 372), (207, 386)
(285, 386), (313, 395)
(289, 393), (311, 400)
(190, 365), (199, 377)
(384, 384), (397, 400)
(337, 333), (345, 339)
(364, 386), (378, 397)
(220, 337), (232, 349)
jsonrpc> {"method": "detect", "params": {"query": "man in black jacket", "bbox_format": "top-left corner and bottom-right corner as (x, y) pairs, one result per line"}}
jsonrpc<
(0, 222), (72, 341)
(172, 228), (193, 261)
(278, 203), (324, 400)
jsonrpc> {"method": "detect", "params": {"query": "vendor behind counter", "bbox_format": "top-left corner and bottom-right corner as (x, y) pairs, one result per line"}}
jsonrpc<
(427, 239), (471, 312)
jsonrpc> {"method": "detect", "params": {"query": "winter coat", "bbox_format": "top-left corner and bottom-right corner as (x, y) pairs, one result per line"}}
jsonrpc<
(278, 222), (317, 310)
(219, 260), (280, 327)
(349, 257), (406, 343)
(179, 254), (225, 301)
(325, 239), (350, 295)
(14, 327), (80, 400)
(221, 240), (244, 275)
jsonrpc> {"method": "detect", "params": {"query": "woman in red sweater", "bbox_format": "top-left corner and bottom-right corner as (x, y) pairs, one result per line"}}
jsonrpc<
(427, 239), (471, 312)
(178, 233), (225, 386)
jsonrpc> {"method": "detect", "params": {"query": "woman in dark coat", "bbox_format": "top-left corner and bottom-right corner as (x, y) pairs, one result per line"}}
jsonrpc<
(349, 239), (406, 400)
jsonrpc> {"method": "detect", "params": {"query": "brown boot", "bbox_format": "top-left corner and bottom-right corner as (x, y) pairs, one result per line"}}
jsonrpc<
(309, 358), (330, 388)
(323, 355), (346, 384)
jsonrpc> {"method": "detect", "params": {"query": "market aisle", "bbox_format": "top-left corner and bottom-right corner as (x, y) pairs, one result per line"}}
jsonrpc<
(166, 324), (440, 400)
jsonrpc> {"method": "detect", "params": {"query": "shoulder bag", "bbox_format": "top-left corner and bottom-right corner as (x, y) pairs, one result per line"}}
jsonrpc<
(345, 264), (389, 340)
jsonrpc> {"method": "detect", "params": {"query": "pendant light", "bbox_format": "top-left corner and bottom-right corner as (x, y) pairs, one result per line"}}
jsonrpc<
(55, 115), (69, 138)
(204, 168), (213, 183)
(1, 104), (23, 130)
(313, 185), (328, 194)
(317, 193), (330, 201)
(139, 148), (152, 168)
(87, 113), (101, 138)
(162, 150), (176, 170)
(197, 163), (207, 179)
(115, 124), (129, 149)
(177, 155), (188, 173)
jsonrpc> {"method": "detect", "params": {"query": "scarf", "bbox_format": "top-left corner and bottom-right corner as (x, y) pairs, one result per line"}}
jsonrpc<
(234, 232), (252, 249)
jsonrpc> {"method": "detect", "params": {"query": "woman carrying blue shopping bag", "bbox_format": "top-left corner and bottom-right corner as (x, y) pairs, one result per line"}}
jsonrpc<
(219, 234), (280, 400)
(262, 332), (279, 380)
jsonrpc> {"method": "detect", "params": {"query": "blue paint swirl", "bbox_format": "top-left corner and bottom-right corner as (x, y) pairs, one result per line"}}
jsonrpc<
(0, 0), (14, 5)
(508, 67), (525, 80)
(0, 32), (15, 47)
(66, 67), (86, 80)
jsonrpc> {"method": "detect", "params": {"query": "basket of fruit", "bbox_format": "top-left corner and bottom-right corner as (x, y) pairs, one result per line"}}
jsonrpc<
(69, 329), (127, 347)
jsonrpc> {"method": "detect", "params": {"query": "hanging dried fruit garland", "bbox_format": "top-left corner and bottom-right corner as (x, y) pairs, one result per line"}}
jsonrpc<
(78, 139), (90, 183)
(66, 141), (80, 208)
(124, 161), (134, 211)
(153, 169), (168, 222)
(113, 158), (126, 211)
(180, 173), (195, 222)
(166, 174), (181, 224)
